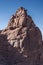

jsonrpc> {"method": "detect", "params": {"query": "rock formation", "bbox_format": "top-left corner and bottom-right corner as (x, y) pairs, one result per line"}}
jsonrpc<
(0, 7), (43, 65)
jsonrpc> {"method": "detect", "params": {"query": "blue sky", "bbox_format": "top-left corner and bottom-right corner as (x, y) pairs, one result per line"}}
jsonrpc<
(0, 0), (43, 35)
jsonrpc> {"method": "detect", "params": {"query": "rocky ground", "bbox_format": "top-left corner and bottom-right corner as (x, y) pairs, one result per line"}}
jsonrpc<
(0, 7), (43, 65)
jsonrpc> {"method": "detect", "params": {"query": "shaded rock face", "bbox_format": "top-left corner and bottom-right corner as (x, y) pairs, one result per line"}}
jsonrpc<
(0, 7), (43, 65)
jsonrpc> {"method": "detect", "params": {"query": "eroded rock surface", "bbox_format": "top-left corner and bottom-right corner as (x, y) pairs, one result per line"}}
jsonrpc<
(0, 7), (43, 65)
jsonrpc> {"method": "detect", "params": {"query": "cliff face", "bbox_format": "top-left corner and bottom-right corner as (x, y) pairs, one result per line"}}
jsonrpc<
(0, 7), (43, 65)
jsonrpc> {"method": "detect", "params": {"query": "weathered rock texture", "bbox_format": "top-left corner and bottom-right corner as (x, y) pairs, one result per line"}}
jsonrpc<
(0, 7), (43, 65)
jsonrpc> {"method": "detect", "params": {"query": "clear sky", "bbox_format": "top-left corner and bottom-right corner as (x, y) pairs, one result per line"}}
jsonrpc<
(0, 0), (43, 35)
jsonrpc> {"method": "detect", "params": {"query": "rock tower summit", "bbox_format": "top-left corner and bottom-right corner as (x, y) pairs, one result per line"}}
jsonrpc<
(7, 7), (35, 29)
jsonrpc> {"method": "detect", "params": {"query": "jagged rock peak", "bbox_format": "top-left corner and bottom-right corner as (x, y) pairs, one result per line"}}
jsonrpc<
(15, 7), (27, 16)
(7, 7), (35, 29)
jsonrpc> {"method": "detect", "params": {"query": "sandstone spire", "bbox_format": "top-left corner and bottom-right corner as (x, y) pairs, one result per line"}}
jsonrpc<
(0, 7), (43, 65)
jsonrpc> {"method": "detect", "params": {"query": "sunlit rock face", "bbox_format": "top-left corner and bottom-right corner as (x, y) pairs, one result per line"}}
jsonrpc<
(0, 7), (43, 65)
